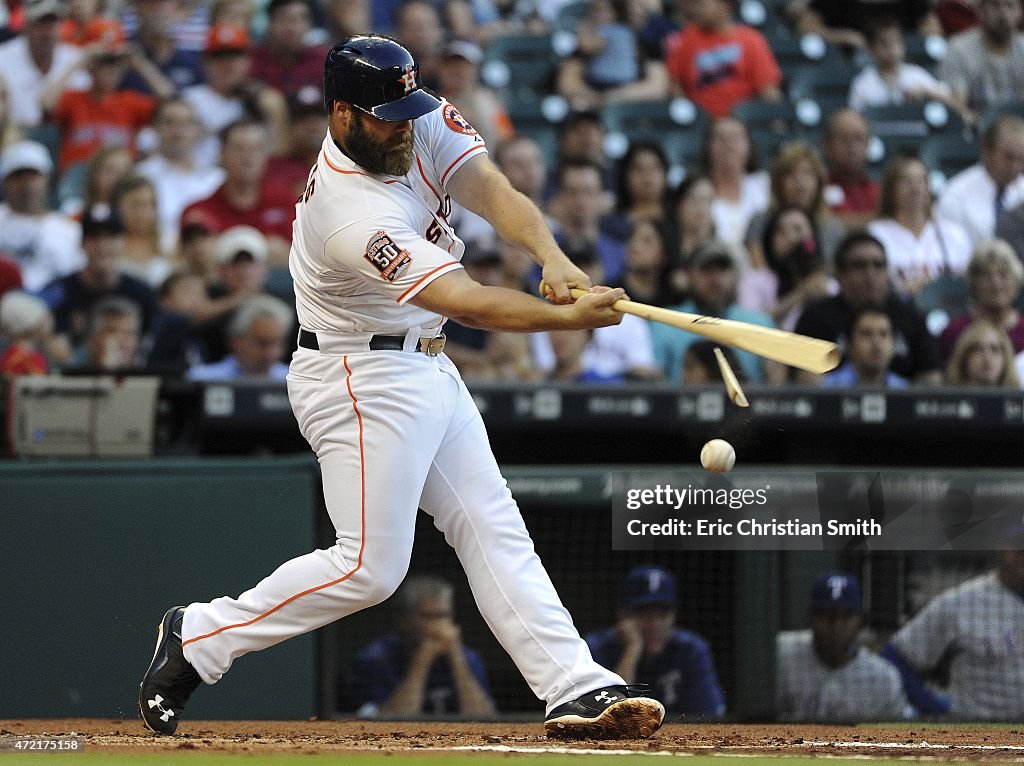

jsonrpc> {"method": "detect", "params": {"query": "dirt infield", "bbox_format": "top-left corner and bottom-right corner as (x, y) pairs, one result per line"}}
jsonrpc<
(4, 719), (1024, 761)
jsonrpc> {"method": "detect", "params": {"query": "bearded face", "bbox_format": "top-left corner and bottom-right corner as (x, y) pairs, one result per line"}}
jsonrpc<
(343, 110), (415, 177)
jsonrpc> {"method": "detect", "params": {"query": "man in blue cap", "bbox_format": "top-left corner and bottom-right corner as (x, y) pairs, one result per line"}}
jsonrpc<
(586, 565), (726, 718)
(776, 571), (911, 721)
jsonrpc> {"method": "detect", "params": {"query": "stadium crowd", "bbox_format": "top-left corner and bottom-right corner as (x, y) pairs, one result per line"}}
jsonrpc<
(0, 0), (1023, 388)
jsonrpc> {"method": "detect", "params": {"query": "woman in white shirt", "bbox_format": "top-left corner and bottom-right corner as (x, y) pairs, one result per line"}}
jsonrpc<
(867, 154), (971, 298)
(699, 116), (770, 248)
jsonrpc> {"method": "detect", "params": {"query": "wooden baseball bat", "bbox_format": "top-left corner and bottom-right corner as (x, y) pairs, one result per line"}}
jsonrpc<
(714, 347), (749, 407)
(540, 282), (841, 374)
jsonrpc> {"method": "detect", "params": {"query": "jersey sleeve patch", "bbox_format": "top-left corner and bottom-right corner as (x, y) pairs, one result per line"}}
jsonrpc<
(442, 103), (478, 136)
(364, 230), (413, 281)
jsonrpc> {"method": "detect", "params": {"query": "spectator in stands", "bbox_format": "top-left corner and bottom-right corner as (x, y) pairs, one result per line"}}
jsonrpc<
(145, 271), (210, 373)
(945, 318), (1020, 386)
(496, 239), (534, 293)
(822, 307), (909, 388)
(0, 141), (82, 291)
(250, 0), (329, 95)
(265, 86), (327, 199)
(681, 340), (744, 384)
(821, 110), (879, 232)
(605, 140), (672, 241)
(699, 115), (769, 248)
(394, 0), (445, 92)
(0, 0), (90, 128)
(586, 565), (726, 718)
(57, 0), (103, 47)
(868, 155), (972, 299)
(652, 238), (776, 383)
(941, 239), (1024, 359)
(849, 17), (955, 113)
(740, 206), (834, 331)
(493, 135), (548, 212)
(745, 140), (844, 267)
(531, 245), (663, 383)
(935, 116), (1024, 248)
(119, 0), (211, 54)
(664, 0), (782, 118)
(112, 174), (171, 288)
(550, 158), (626, 283)
(796, 231), (943, 384)
(135, 97), (225, 252)
(776, 572), (912, 722)
(40, 207), (156, 350)
(199, 225), (272, 362)
(68, 294), (144, 370)
(555, 0), (669, 112)
(183, 23), (289, 166)
(940, 0), (1024, 116)
(0, 289), (54, 375)
(619, 218), (675, 307)
(0, 257), (25, 297)
(181, 119), (296, 266)
(668, 174), (717, 301)
(186, 293), (292, 380)
(121, 0), (204, 94)
(341, 575), (497, 718)
(438, 39), (513, 148)
(322, 0), (371, 41)
(209, 0), (256, 29)
(75, 146), (133, 220)
(787, 0), (939, 51)
(177, 221), (218, 282)
(882, 546), (1024, 720)
(553, 109), (609, 177)
(40, 19), (173, 172)
(996, 200), (1024, 261)
(0, 77), (22, 153)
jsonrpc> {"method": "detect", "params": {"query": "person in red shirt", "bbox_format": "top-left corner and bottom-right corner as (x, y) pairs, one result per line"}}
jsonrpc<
(820, 109), (880, 231)
(664, 0), (782, 118)
(265, 86), (327, 198)
(248, 0), (329, 96)
(181, 118), (296, 266)
(40, 18), (175, 170)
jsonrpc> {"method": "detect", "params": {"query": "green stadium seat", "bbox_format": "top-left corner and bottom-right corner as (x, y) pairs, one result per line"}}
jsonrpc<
(918, 132), (979, 187)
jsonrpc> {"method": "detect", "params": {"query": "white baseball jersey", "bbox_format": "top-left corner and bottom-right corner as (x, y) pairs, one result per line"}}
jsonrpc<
(178, 99), (623, 714)
(289, 99), (487, 335)
(891, 572), (1024, 720)
(776, 630), (913, 721)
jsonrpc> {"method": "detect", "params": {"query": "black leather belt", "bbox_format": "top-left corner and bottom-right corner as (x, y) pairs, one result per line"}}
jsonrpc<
(297, 329), (445, 355)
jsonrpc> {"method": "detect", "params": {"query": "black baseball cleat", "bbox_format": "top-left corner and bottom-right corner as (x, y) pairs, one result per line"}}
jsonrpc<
(138, 606), (202, 734)
(544, 684), (665, 740)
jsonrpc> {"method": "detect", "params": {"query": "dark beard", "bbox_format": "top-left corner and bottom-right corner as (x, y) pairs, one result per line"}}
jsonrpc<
(343, 113), (414, 176)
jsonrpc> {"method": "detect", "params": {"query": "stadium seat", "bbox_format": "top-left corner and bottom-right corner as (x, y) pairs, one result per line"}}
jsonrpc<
(554, 1), (588, 32)
(903, 33), (948, 71)
(980, 100), (1024, 132)
(787, 62), (856, 121)
(769, 32), (845, 83)
(918, 132), (979, 189)
(862, 101), (968, 158)
(482, 34), (558, 105)
(602, 98), (706, 136)
(56, 161), (88, 212)
(915, 274), (970, 336)
(732, 99), (800, 137)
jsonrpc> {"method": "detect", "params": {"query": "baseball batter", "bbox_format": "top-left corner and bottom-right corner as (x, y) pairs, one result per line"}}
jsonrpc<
(139, 34), (665, 740)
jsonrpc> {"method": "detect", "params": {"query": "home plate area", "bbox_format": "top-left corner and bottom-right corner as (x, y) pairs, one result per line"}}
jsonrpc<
(4, 720), (1024, 761)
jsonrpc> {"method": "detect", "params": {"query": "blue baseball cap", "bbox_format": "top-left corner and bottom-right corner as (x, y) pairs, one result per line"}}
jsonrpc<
(621, 565), (677, 608)
(810, 572), (862, 612)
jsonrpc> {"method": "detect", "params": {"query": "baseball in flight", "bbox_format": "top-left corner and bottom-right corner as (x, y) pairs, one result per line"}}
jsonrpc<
(701, 439), (736, 473)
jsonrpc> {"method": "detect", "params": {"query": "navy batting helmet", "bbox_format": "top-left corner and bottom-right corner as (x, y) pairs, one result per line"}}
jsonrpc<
(323, 35), (440, 121)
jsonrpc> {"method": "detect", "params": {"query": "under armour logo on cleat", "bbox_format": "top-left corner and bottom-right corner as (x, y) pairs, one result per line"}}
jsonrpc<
(148, 695), (175, 723)
(595, 691), (619, 704)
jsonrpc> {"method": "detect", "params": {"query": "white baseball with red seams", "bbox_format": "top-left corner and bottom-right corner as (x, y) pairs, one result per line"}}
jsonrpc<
(178, 99), (623, 713)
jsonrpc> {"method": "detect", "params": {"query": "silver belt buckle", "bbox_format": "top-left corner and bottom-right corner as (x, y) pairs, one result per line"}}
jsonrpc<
(420, 333), (446, 357)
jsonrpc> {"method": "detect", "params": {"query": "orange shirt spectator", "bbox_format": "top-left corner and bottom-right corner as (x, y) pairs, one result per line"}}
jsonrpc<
(665, 0), (781, 118)
(53, 89), (156, 169)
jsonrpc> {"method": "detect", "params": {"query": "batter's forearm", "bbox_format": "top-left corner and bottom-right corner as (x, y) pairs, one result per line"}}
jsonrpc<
(445, 286), (583, 332)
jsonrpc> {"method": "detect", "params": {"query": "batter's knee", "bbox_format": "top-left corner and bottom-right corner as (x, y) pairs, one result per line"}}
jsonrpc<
(334, 543), (411, 608)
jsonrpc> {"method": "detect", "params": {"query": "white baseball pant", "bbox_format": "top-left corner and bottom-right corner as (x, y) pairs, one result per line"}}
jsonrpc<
(181, 342), (621, 711)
